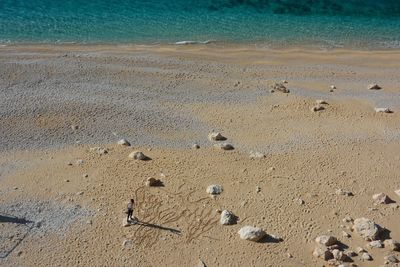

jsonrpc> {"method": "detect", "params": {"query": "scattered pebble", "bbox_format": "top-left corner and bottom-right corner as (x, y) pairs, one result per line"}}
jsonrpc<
(316, 99), (328, 105)
(76, 191), (84, 196)
(315, 235), (338, 246)
(255, 186), (261, 193)
(206, 185), (223, 195)
(330, 85), (336, 90)
(374, 107), (393, 113)
(64, 179), (70, 182)
(198, 259), (206, 267)
(76, 159), (84, 165)
(249, 151), (265, 159)
(352, 217), (382, 241)
(220, 210), (237, 225)
(192, 144), (200, 149)
(122, 239), (133, 248)
(117, 139), (131, 146)
(367, 240), (383, 248)
(238, 226), (266, 242)
(335, 189), (353, 196)
(372, 192), (393, 204)
(384, 255), (399, 264)
(294, 198), (305, 205)
(271, 82), (290, 93)
(82, 174), (88, 178)
(360, 252), (372, 261)
(128, 151), (148, 160)
(67, 162), (73, 166)
(71, 125), (79, 130)
(368, 84), (382, 90)
(90, 147), (108, 155)
(311, 105), (325, 112)
(208, 132), (226, 141)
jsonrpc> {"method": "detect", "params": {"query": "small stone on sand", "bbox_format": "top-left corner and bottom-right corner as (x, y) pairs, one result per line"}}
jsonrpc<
(128, 151), (148, 160)
(374, 107), (392, 113)
(145, 177), (163, 187)
(311, 105), (325, 112)
(272, 83), (290, 93)
(208, 132), (226, 141)
(352, 217), (382, 241)
(206, 184), (223, 195)
(192, 144), (200, 149)
(368, 84), (381, 90)
(117, 139), (131, 146)
(238, 226), (266, 242)
(372, 192), (393, 204)
(220, 210), (237, 225)
(90, 147), (108, 155)
(316, 99), (328, 105)
(315, 235), (338, 246)
(249, 151), (265, 159)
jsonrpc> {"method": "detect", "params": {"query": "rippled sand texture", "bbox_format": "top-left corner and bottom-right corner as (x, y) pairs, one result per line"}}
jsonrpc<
(0, 45), (400, 267)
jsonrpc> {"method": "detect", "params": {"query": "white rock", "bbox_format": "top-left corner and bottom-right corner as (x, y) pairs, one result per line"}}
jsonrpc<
(272, 83), (290, 93)
(384, 239), (400, 251)
(220, 210), (237, 225)
(90, 147), (108, 155)
(374, 107), (392, 113)
(372, 192), (392, 204)
(368, 240), (383, 248)
(330, 85), (336, 90)
(313, 246), (333, 260)
(117, 139), (131, 146)
(315, 235), (338, 246)
(294, 198), (305, 205)
(352, 217), (382, 241)
(311, 105), (325, 112)
(122, 239), (132, 247)
(238, 226), (266, 242)
(316, 99), (328, 105)
(249, 151), (265, 159)
(368, 84), (382, 90)
(336, 189), (353, 196)
(128, 151), (147, 160)
(342, 215), (353, 223)
(208, 132), (226, 141)
(360, 252), (372, 261)
(206, 185), (223, 195)
(384, 255), (399, 264)
(214, 143), (234, 150)
(192, 144), (200, 149)
(198, 259), (206, 267)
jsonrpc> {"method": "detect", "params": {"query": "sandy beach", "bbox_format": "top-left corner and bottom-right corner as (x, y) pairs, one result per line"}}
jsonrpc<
(1, 44), (400, 266)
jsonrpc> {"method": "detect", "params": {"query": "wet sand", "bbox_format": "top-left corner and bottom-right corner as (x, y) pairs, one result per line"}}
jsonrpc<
(1, 44), (400, 266)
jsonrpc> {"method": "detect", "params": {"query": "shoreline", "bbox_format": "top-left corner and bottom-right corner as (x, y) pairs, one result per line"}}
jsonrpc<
(3, 42), (400, 53)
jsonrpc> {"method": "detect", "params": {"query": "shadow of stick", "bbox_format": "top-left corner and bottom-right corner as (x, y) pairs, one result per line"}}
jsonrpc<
(135, 220), (181, 235)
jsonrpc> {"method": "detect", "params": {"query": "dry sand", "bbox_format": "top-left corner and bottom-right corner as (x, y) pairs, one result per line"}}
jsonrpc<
(1, 44), (400, 266)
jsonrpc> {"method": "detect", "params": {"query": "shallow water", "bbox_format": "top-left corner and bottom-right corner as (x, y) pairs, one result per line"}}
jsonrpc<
(1, 0), (400, 48)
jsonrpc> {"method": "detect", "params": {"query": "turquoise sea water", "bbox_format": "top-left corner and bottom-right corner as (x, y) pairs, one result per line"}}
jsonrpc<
(1, 0), (400, 48)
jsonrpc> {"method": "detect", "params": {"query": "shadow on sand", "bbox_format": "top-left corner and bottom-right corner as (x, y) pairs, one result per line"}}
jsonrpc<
(0, 213), (35, 259)
(130, 219), (181, 235)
